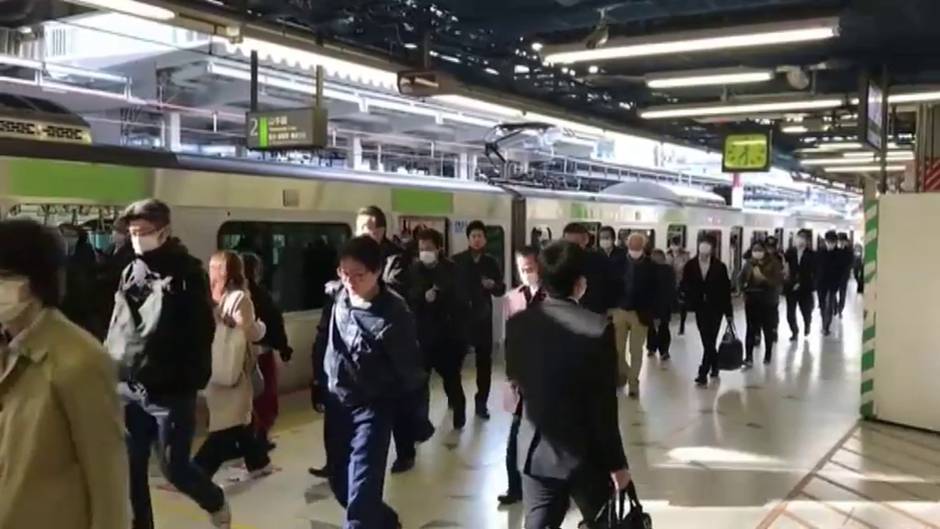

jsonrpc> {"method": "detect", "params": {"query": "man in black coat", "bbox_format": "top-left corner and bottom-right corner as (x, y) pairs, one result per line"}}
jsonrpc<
(783, 229), (817, 340)
(816, 230), (844, 336)
(647, 249), (677, 361)
(454, 220), (506, 419)
(563, 223), (613, 315)
(835, 233), (854, 316)
(506, 241), (630, 528)
(681, 233), (733, 387)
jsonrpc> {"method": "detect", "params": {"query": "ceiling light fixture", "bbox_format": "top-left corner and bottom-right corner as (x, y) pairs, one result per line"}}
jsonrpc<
(889, 90), (940, 104)
(781, 125), (808, 134)
(824, 165), (905, 173)
(639, 96), (843, 119)
(531, 42), (544, 52)
(646, 68), (774, 89)
(543, 17), (838, 64)
(64, 0), (175, 20)
(588, 65), (600, 74)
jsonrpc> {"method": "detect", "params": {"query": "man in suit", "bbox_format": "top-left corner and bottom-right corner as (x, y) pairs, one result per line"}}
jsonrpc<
(681, 233), (733, 387)
(816, 230), (844, 336)
(783, 229), (817, 340)
(499, 245), (545, 506)
(835, 233), (854, 317)
(454, 220), (506, 419)
(506, 241), (630, 528)
(562, 223), (613, 315)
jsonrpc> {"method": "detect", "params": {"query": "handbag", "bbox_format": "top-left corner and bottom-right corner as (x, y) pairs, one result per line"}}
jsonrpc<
(210, 290), (249, 387)
(598, 482), (652, 529)
(717, 318), (744, 371)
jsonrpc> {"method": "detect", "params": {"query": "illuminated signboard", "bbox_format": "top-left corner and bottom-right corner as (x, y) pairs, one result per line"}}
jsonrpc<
(722, 131), (771, 172)
(246, 107), (327, 150)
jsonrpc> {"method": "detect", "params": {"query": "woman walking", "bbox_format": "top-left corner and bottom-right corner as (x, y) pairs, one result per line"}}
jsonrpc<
(740, 241), (784, 367)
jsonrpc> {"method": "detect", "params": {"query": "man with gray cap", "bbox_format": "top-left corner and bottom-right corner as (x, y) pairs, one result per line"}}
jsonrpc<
(104, 199), (229, 529)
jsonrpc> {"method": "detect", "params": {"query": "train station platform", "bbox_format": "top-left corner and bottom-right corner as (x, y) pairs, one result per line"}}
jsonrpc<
(149, 292), (940, 529)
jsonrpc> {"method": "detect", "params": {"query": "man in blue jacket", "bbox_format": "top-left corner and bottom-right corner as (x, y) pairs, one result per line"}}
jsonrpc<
(323, 235), (425, 529)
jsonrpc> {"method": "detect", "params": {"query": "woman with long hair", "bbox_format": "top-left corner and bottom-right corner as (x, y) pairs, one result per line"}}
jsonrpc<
(194, 250), (272, 480)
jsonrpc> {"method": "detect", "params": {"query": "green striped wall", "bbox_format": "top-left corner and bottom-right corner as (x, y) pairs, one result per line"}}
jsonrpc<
(860, 198), (878, 419)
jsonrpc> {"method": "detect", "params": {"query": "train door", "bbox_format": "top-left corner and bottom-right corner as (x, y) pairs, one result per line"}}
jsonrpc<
(529, 224), (553, 248)
(618, 227), (656, 253)
(667, 224), (687, 250)
(398, 215), (449, 253)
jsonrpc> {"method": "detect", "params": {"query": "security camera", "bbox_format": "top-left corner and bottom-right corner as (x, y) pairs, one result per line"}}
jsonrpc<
(585, 21), (609, 50)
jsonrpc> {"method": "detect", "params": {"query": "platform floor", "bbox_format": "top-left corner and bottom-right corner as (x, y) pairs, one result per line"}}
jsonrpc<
(149, 291), (940, 529)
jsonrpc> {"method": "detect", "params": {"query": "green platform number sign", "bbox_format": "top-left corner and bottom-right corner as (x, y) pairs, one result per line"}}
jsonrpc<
(246, 108), (327, 150)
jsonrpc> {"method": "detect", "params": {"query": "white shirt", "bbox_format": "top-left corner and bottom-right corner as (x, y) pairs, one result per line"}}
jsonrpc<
(796, 248), (805, 264)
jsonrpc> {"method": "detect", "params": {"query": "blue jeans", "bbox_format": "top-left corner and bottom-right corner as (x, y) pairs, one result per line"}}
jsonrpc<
(124, 390), (225, 529)
(326, 397), (400, 529)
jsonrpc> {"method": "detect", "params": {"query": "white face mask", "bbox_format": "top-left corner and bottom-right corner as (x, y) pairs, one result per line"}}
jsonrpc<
(752, 251), (765, 260)
(628, 249), (643, 260)
(0, 277), (31, 324)
(131, 230), (164, 255)
(418, 250), (438, 266)
(523, 272), (539, 288)
(698, 243), (713, 256)
(599, 238), (613, 250)
(826, 242), (836, 250)
(795, 238), (807, 249)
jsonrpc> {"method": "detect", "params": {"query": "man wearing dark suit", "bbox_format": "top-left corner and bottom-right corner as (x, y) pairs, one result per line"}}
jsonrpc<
(506, 241), (630, 528)
(562, 223), (613, 315)
(783, 229), (817, 340)
(681, 233), (733, 387)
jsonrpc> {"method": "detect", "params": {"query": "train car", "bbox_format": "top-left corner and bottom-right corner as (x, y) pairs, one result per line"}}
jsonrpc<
(0, 138), (861, 393)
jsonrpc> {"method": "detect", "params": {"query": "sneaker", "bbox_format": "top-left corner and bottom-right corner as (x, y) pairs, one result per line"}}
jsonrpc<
(390, 457), (415, 474)
(497, 490), (522, 505)
(210, 501), (231, 529)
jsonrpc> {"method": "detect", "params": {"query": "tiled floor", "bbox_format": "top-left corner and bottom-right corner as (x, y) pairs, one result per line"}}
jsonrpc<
(149, 290), (940, 528)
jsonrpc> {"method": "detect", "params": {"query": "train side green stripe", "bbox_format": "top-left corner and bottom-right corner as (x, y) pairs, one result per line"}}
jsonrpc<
(391, 188), (454, 215)
(7, 158), (149, 203)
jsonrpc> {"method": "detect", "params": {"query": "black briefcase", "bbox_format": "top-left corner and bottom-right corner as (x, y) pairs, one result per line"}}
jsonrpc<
(598, 482), (652, 529)
(717, 320), (744, 371)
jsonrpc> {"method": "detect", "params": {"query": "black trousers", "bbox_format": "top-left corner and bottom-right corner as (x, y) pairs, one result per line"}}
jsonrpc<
(506, 405), (522, 496)
(786, 291), (814, 336)
(836, 281), (849, 315)
(521, 468), (611, 529)
(819, 288), (838, 333)
(470, 322), (493, 410)
(646, 315), (672, 356)
(744, 298), (777, 362)
(391, 386), (432, 462)
(678, 305), (688, 334)
(194, 424), (270, 478)
(696, 310), (723, 379)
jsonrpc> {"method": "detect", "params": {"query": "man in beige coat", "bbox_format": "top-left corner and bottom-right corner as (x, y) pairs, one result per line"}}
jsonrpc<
(0, 219), (128, 529)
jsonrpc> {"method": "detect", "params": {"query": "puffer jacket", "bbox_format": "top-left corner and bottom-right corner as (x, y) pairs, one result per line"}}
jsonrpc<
(324, 283), (425, 406)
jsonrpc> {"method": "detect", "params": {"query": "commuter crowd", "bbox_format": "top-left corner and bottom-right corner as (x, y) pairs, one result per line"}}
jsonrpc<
(0, 199), (859, 529)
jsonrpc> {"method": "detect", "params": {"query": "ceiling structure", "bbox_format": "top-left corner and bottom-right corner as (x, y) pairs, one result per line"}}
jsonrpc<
(136, 0), (940, 184)
(3, 0), (939, 188)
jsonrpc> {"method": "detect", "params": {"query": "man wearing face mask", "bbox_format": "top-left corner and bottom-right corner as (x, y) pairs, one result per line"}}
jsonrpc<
(783, 229), (817, 340)
(97, 221), (135, 343)
(499, 245), (545, 506)
(597, 225), (627, 309)
(563, 223), (613, 315)
(104, 199), (229, 529)
(611, 232), (657, 398)
(681, 234), (733, 387)
(506, 241), (630, 528)
(666, 236), (691, 335)
(816, 231), (843, 336)
(397, 229), (465, 472)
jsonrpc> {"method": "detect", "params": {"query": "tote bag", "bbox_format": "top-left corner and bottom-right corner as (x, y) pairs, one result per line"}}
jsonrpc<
(598, 482), (652, 529)
(210, 290), (249, 387)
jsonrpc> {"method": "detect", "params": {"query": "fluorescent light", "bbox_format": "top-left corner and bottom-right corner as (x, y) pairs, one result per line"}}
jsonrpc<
(824, 165), (905, 173)
(544, 18), (838, 64)
(514, 65), (530, 75)
(890, 91), (940, 104)
(484, 67), (499, 76)
(431, 94), (522, 118)
(782, 125), (808, 134)
(802, 157), (875, 166)
(531, 42), (544, 52)
(64, 0), (175, 20)
(403, 43), (418, 50)
(640, 97), (843, 119)
(646, 69), (773, 89)
(816, 141), (864, 151)
(588, 65), (599, 74)
(841, 151), (914, 161)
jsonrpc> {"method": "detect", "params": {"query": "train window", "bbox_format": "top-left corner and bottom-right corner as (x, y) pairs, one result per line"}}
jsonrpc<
(218, 221), (351, 312)
(530, 225), (553, 248)
(618, 228), (656, 252)
(398, 216), (449, 253)
(667, 224), (686, 248)
(750, 230), (769, 247)
(697, 229), (723, 260)
(485, 225), (506, 273)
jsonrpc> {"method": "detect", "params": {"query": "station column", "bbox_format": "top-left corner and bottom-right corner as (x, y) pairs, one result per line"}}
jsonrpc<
(915, 104), (940, 191)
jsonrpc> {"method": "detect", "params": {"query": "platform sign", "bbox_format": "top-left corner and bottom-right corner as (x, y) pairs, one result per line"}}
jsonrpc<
(246, 107), (327, 150)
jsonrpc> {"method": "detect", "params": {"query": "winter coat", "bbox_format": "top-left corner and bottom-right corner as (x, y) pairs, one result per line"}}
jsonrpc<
(741, 256), (784, 306)
(0, 309), (128, 529)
